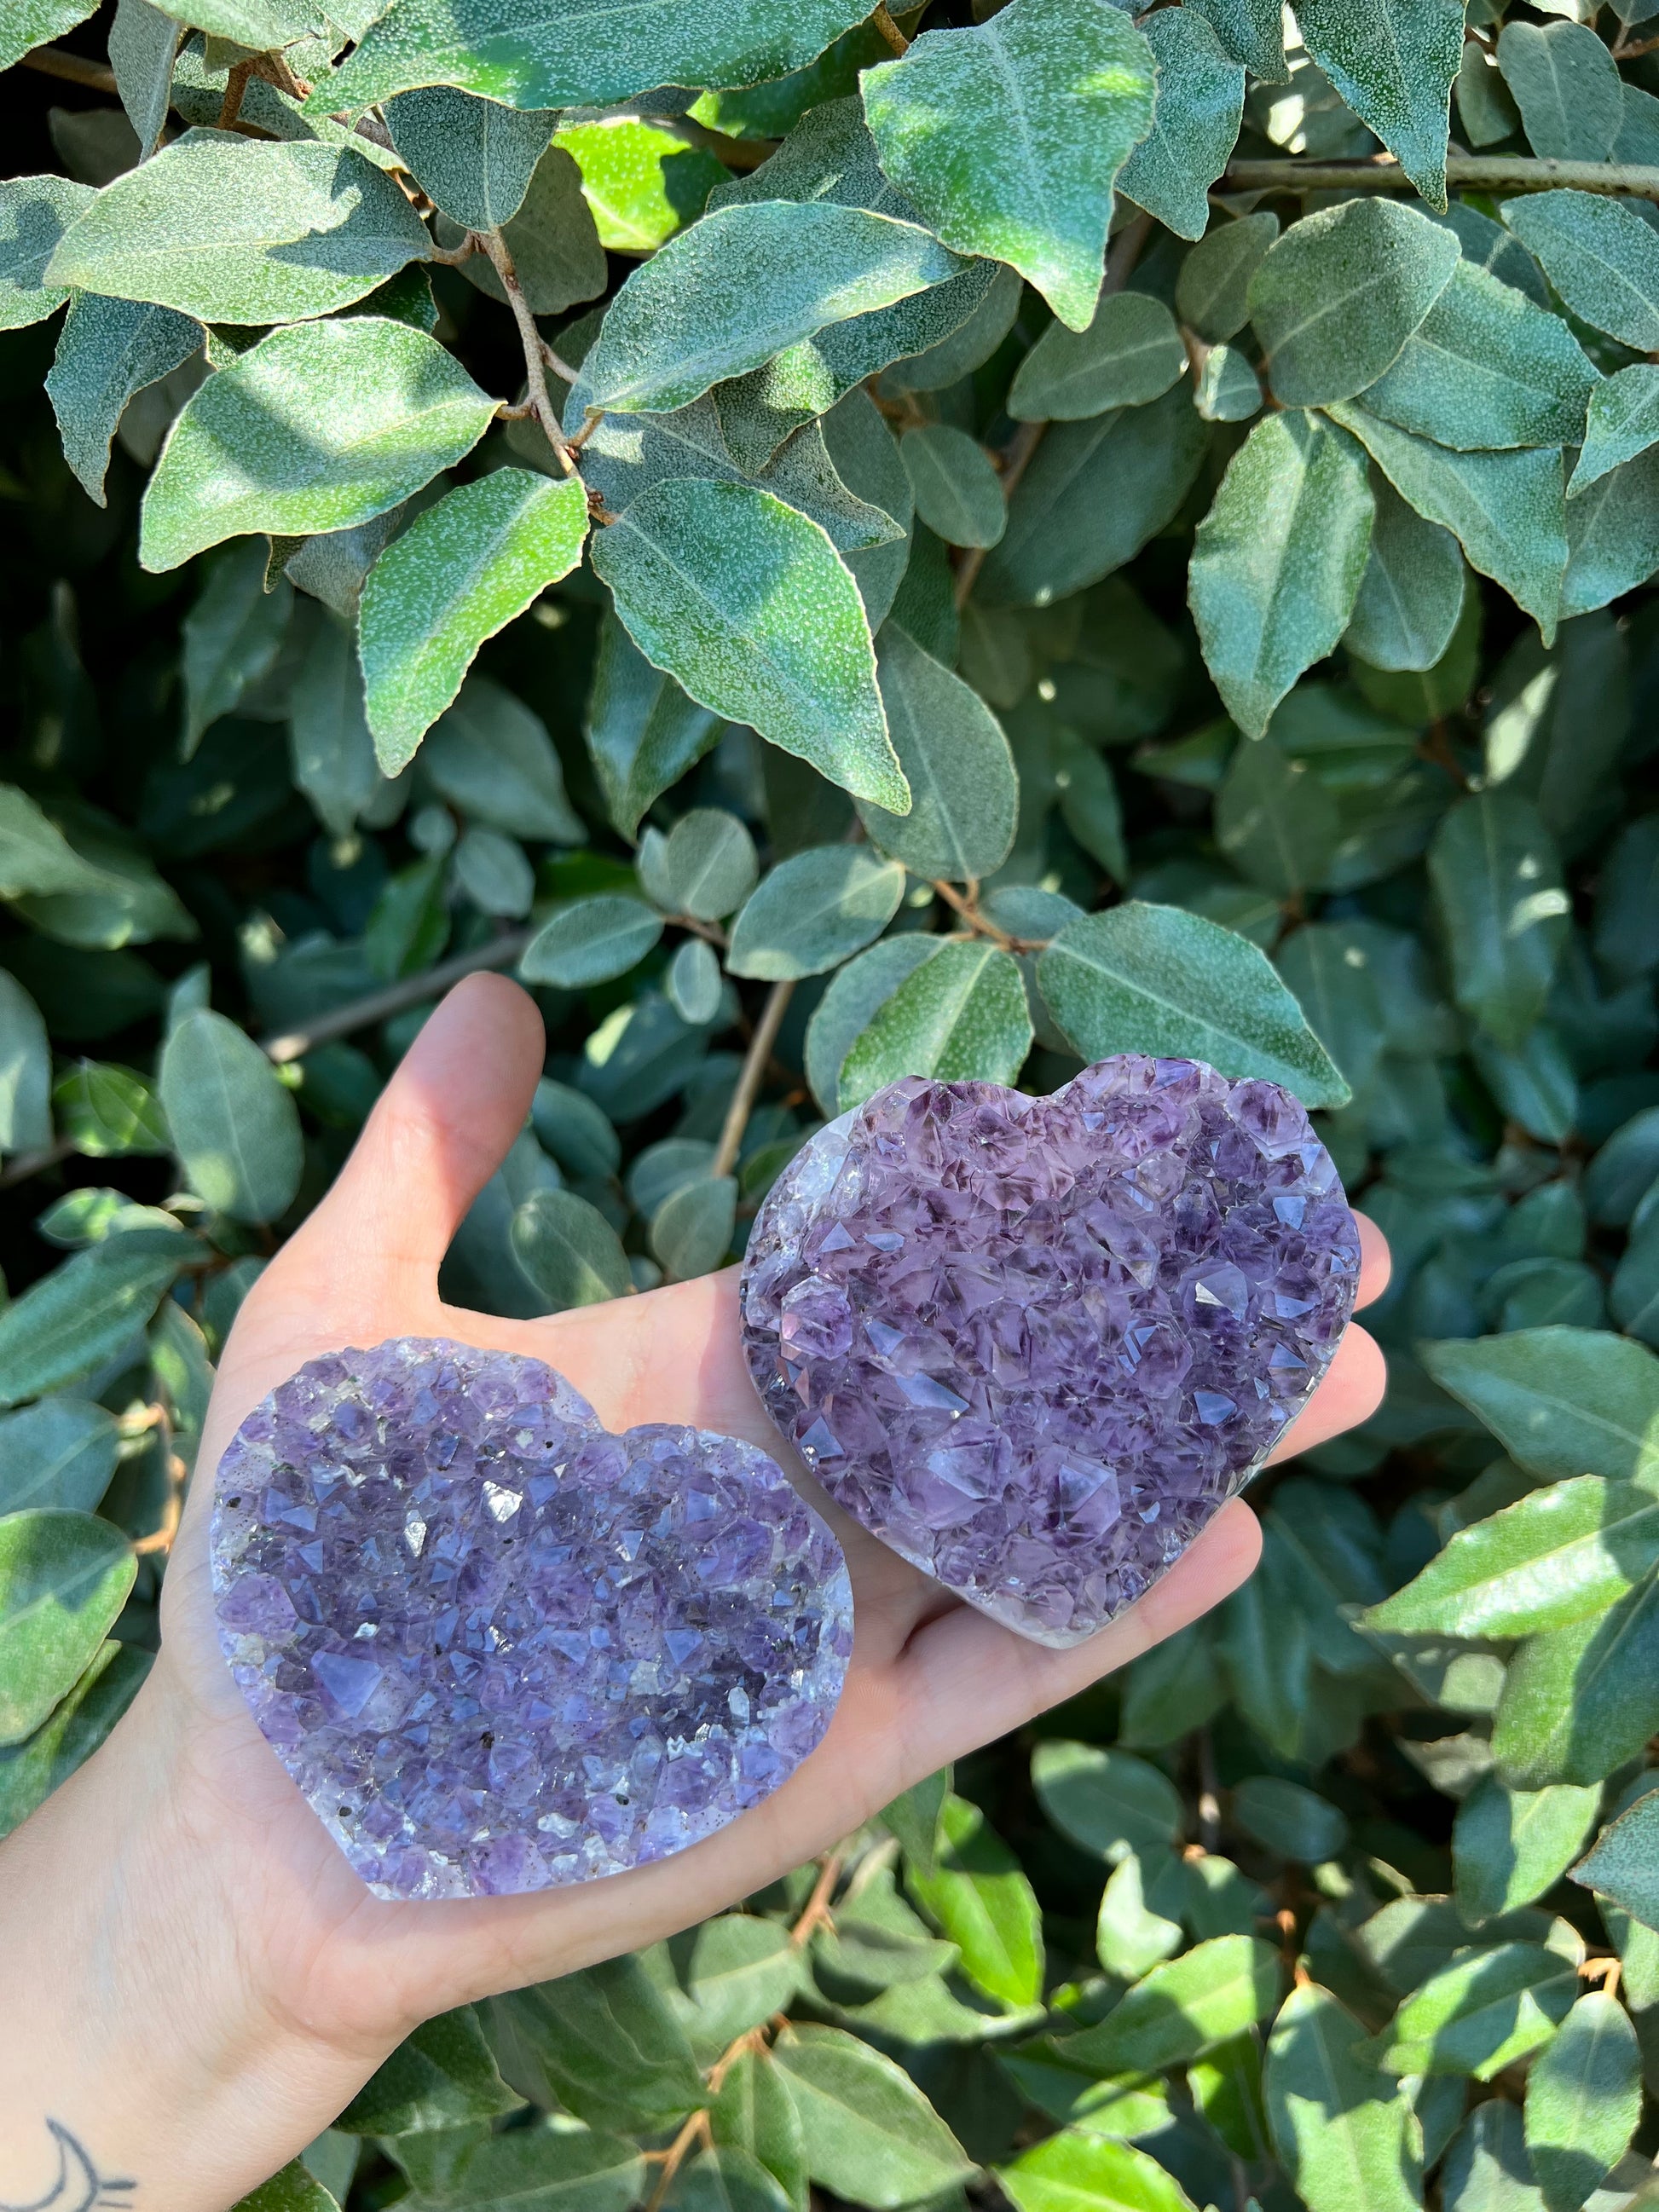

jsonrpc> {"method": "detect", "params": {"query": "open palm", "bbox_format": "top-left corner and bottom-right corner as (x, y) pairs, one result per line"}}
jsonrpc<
(151, 973), (1389, 2066)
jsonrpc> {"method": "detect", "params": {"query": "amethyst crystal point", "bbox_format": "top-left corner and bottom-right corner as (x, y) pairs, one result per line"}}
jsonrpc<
(741, 1057), (1361, 1649)
(210, 1337), (852, 1900)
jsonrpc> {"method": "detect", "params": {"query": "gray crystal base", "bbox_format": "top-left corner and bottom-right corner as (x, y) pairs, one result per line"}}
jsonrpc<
(740, 1057), (1361, 1649)
(210, 1339), (853, 1900)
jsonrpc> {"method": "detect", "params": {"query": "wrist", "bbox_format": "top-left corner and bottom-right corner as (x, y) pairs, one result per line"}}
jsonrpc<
(0, 1658), (388, 2212)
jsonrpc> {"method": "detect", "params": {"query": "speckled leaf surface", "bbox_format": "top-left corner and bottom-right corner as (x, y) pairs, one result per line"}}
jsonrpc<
(1498, 21), (1623, 163)
(856, 623), (1018, 881)
(383, 88), (555, 232)
(1119, 7), (1245, 243)
(1009, 292), (1186, 422)
(1249, 197), (1460, 409)
(1295, 0), (1463, 206)
(839, 941), (1032, 1109)
(440, 145), (607, 317)
(556, 119), (724, 254)
(1571, 364), (1659, 496)
(1345, 475), (1465, 673)
(1501, 192), (1659, 353)
(0, 174), (95, 331)
(45, 293), (199, 505)
(1562, 446), (1659, 620)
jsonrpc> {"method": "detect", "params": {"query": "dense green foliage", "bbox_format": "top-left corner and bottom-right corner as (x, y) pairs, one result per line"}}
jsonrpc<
(0, 0), (1657, 2204)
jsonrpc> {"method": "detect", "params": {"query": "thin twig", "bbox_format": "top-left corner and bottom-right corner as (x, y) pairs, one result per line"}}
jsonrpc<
(644, 2110), (710, 2212)
(928, 878), (1038, 952)
(1222, 154), (1659, 204)
(260, 924), (537, 1065)
(425, 234), (479, 268)
(19, 44), (117, 90)
(871, 3), (910, 54)
(711, 980), (795, 1181)
(217, 58), (254, 130)
(477, 229), (577, 474)
(789, 1849), (846, 1947)
(130, 1405), (188, 1558)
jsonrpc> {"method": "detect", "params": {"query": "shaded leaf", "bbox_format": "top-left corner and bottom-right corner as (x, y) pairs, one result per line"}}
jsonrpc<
(726, 848), (905, 983)
(383, 87), (554, 231)
(1491, 1569), (1659, 1790)
(1009, 292), (1186, 423)
(160, 1008), (303, 1224)
(0, 1508), (136, 1745)
(520, 896), (663, 990)
(511, 1190), (631, 1310)
(900, 424), (1005, 550)
(857, 625), (1018, 882)
(583, 611), (723, 842)
(1345, 475), (1465, 673)
(1427, 792), (1569, 1048)
(46, 292), (199, 507)
(0, 174), (95, 329)
(0, 1227), (194, 1406)
(1265, 1983), (1423, 2212)
(1419, 1330), (1659, 1487)
(0, 1636), (148, 1842)
(772, 2024), (974, 2209)
(1498, 24), (1621, 164)
(1063, 1937), (1281, 2073)
(1524, 1993), (1643, 2212)
(1119, 7), (1244, 243)
(1454, 1775), (1602, 1926)
(906, 1794), (1044, 2010)
(1571, 1788), (1659, 1932)
(838, 940), (1031, 1108)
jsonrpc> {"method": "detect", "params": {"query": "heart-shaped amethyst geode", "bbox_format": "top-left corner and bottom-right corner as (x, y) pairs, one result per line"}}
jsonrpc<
(210, 1338), (852, 1900)
(741, 1056), (1360, 1648)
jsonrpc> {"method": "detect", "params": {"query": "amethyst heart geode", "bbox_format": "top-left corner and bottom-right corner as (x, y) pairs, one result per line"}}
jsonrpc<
(740, 1056), (1360, 1648)
(210, 1338), (852, 1900)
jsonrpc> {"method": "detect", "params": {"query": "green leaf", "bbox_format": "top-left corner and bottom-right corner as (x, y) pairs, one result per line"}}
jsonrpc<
(556, 118), (723, 256)
(1524, 1993), (1643, 2212)
(1570, 366), (1659, 499)
(520, 896), (663, 989)
(727, 847), (905, 983)
(439, 145), (605, 318)
(1345, 475), (1465, 674)
(580, 203), (959, 417)
(1032, 1739), (1182, 1861)
(862, 0), (1157, 332)
(1571, 1787), (1659, 1932)
(1233, 1776), (1349, 1863)
(54, 1063), (168, 1159)
(591, 479), (904, 812)
(1118, 7), (1244, 243)
(1249, 198), (1460, 409)
(168, 0), (323, 43)
(1454, 1774), (1601, 1927)
(0, 1636), (148, 1843)
(140, 318), (497, 573)
(417, 2128), (645, 2212)
(360, 471), (588, 773)
(838, 940), (1031, 1108)
(1376, 1943), (1578, 2078)
(229, 2163), (339, 2212)
(1500, 193), (1659, 354)
(383, 88), (554, 231)
(1217, 734), (1342, 895)
(48, 131), (431, 325)
(905, 1794), (1044, 2009)
(0, 1508), (136, 1745)
(0, 0), (97, 74)
(877, 1766), (952, 1881)
(772, 2024), (974, 2209)
(673, 1919), (805, 2064)
(650, 1176), (737, 1283)
(0, 972), (50, 1158)
(1427, 792), (1569, 1047)
(0, 788), (193, 948)
(182, 540), (293, 754)
(980, 384), (1210, 609)
(1194, 349), (1263, 424)
(584, 613), (723, 843)
(1264, 1983), (1423, 2212)
(1063, 1937), (1282, 2073)
(530, 1081), (619, 1184)
(1276, 919), (1386, 1096)
(1176, 211), (1279, 344)
(855, 626), (1017, 882)
(1442, 2103), (1543, 2212)
(0, 1400), (118, 1519)
(899, 425), (1004, 551)
(159, 1008), (303, 1224)
(1094, 1853), (1183, 1981)
(339, 2008), (522, 2135)
(288, 608), (390, 840)
(1037, 903), (1350, 1108)
(711, 2047), (807, 2212)
(108, 0), (181, 160)
(422, 676), (582, 846)
(1360, 262), (1599, 453)
(1561, 447), (1659, 622)
(1420, 1330), (1659, 1486)
(45, 292), (199, 507)
(1192, 409), (1373, 739)
(481, 1959), (707, 2134)
(1295, 0), (1463, 206)
(1009, 292), (1186, 424)
(509, 1190), (631, 1311)
(0, 174), (95, 329)
(1000, 2130), (1196, 2212)
(1497, 23), (1621, 164)
(1491, 1569), (1659, 1790)
(320, 0), (873, 113)
(0, 1227), (194, 1406)
(804, 936), (942, 1115)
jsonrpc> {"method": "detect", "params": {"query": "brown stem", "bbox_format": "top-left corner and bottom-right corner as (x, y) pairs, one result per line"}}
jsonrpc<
(425, 234), (479, 268)
(789, 1849), (846, 1948)
(871, 3), (910, 53)
(711, 979), (795, 1180)
(644, 2110), (710, 2212)
(477, 229), (576, 476)
(260, 924), (536, 1065)
(19, 45), (118, 90)
(930, 878), (1014, 950)
(0, 1134), (74, 1190)
(217, 59), (254, 130)
(1222, 154), (1659, 204)
(130, 1405), (188, 1558)
(250, 49), (309, 101)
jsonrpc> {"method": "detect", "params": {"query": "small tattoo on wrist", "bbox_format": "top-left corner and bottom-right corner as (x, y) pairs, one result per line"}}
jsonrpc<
(0, 2123), (135, 2212)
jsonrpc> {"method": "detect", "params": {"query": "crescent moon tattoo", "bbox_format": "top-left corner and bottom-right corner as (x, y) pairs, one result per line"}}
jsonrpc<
(0, 2123), (136, 2212)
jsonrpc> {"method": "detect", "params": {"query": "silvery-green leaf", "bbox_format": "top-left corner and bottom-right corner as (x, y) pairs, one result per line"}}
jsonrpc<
(1216, 733), (1342, 897)
(1176, 211), (1278, 344)
(1344, 474), (1465, 674)
(422, 678), (582, 845)
(1264, 1983), (1423, 2212)
(1095, 1852), (1183, 1981)
(1190, 410), (1374, 740)
(530, 1081), (618, 1183)
(46, 292), (199, 506)
(181, 539), (293, 753)
(48, 107), (138, 188)
(653, 810), (758, 922)
(1497, 20), (1621, 162)
(316, 0), (874, 113)
(1571, 1788), (1659, 1932)
(1454, 1775), (1602, 1927)
(899, 424), (1004, 550)
(1377, 1942), (1577, 2078)
(0, 973), (50, 1158)
(439, 145), (606, 317)
(1323, 401), (1565, 644)
(1248, 197), (1460, 409)
(980, 384), (1209, 609)
(108, 0), (182, 160)
(511, 1188), (631, 1309)
(1192, 0), (1286, 80)
(1491, 1569), (1659, 1790)
(287, 607), (389, 840)
(0, 1227), (194, 1407)
(0, 0), (97, 68)
(582, 610), (723, 842)
(520, 896), (663, 988)
(1275, 921), (1386, 1097)
(589, 478), (905, 813)
(651, 1175), (737, 1283)
(862, 0), (1157, 332)
(452, 827), (533, 919)
(839, 939), (1031, 1109)
(727, 848), (905, 982)
(1295, 0), (1463, 207)
(1037, 903), (1350, 1108)
(383, 88), (555, 232)
(579, 202), (961, 417)
(1457, 38), (1522, 151)
(555, 118), (725, 255)
(1429, 790), (1569, 1047)
(1431, 199), (1549, 309)
(1360, 261), (1599, 452)
(0, 1400), (119, 1519)
(667, 939), (722, 1027)
(1119, 7), (1244, 243)
(1422, 1328), (1659, 1488)
(1066, 1936), (1280, 2072)
(0, 1510), (137, 1747)
(0, 175), (95, 331)
(1570, 365), (1659, 498)
(806, 936), (944, 1116)
(1500, 193), (1659, 354)
(881, 261), (1024, 395)
(140, 318), (497, 573)
(821, 386), (912, 635)
(857, 624), (1017, 882)
(773, 2026), (974, 2209)
(46, 132), (431, 325)
(1009, 291), (1185, 423)
(1234, 1776), (1348, 1863)
(1442, 2102), (1540, 2212)
(160, 1007), (303, 1223)
(1561, 448), (1659, 621)
(1471, 1026), (1577, 1147)
(171, 0), (325, 40)
(359, 471), (588, 774)
(1524, 1992), (1643, 2212)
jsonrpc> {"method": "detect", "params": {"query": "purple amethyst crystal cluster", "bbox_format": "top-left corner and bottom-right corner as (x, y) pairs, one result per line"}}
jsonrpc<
(210, 1338), (852, 1900)
(741, 1057), (1360, 1647)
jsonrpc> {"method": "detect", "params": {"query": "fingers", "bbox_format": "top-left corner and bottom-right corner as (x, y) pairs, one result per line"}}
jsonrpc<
(1355, 1211), (1390, 1308)
(1266, 1321), (1385, 1464)
(283, 974), (546, 1295)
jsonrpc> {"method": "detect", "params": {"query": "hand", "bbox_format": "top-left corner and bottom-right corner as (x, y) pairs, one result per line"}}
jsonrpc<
(0, 977), (1389, 2209)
